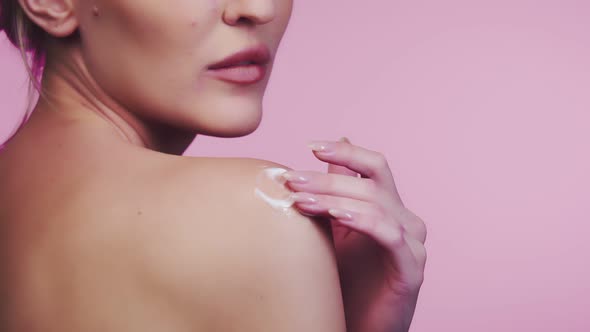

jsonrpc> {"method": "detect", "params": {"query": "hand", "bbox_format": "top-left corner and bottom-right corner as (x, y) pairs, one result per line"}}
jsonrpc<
(282, 137), (427, 332)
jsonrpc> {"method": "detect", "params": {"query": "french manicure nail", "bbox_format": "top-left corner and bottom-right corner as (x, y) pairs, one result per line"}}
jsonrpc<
(290, 193), (318, 204)
(307, 141), (335, 154)
(328, 208), (354, 221)
(281, 172), (309, 184)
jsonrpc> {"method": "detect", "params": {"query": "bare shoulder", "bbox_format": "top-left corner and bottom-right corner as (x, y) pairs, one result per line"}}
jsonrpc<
(135, 156), (347, 331)
(1, 154), (346, 331)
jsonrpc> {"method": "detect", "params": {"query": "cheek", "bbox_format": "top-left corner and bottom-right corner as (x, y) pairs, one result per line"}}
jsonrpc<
(208, 0), (220, 12)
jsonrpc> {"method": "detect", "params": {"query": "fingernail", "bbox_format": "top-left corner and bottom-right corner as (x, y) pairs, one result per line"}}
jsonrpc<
(328, 208), (354, 221)
(281, 171), (309, 184)
(290, 192), (319, 204)
(307, 141), (336, 154)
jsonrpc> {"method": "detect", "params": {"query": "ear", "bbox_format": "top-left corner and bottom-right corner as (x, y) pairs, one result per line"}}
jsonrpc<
(18, 0), (78, 38)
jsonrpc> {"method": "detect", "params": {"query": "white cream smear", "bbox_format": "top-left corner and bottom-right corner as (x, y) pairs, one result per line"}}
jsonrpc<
(254, 167), (298, 218)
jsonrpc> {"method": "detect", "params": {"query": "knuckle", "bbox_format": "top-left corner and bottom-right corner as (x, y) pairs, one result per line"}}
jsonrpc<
(389, 224), (405, 247)
(414, 217), (428, 243)
(416, 243), (427, 261)
(419, 229), (427, 244)
(400, 209), (427, 228)
(363, 152), (388, 178)
(416, 221), (427, 239)
(417, 215), (427, 230)
(414, 273), (425, 288)
(374, 152), (389, 169)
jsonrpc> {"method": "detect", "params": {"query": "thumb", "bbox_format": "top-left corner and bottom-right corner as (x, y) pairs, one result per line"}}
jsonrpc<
(327, 137), (358, 177)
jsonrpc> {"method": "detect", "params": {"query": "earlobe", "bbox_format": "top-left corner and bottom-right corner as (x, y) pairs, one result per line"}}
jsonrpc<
(17, 0), (78, 38)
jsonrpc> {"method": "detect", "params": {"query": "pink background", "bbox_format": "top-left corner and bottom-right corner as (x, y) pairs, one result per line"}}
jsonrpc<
(2, 1), (589, 331)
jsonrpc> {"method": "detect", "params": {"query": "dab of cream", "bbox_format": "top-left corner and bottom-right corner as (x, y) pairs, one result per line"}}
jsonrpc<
(254, 167), (297, 217)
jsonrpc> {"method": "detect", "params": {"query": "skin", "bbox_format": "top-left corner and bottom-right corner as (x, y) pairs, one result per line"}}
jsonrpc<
(0, 152), (347, 331)
(285, 137), (428, 332)
(19, 0), (292, 154)
(1, 0), (427, 331)
(1, 0), (346, 331)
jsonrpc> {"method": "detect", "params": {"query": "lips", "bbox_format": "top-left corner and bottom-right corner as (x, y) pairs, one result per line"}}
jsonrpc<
(207, 44), (271, 70)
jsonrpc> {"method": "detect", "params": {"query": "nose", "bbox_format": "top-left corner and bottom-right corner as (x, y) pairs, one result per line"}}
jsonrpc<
(223, 0), (276, 26)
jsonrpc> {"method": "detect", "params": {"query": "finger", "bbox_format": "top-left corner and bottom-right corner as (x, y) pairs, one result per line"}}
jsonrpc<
(326, 138), (359, 235)
(290, 192), (375, 241)
(307, 139), (402, 205)
(283, 171), (383, 204)
(327, 137), (358, 177)
(290, 192), (377, 217)
(289, 188), (427, 243)
(291, 192), (426, 245)
(327, 161), (358, 177)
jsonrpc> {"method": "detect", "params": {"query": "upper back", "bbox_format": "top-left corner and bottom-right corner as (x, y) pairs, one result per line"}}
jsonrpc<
(0, 139), (346, 331)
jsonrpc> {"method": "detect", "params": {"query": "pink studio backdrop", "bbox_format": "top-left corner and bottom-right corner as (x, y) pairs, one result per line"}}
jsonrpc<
(1, 1), (589, 331)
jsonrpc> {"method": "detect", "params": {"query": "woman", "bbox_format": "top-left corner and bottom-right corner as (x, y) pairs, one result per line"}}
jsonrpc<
(0, 0), (427, 331)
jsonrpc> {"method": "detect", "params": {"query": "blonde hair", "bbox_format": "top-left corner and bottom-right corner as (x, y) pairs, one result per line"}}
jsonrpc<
(0, 0), (49, 148)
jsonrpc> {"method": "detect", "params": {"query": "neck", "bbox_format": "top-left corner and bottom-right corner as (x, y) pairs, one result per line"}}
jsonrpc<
(29, 44), (197, 156)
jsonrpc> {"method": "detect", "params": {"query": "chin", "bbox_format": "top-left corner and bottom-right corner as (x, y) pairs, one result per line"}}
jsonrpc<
(213, 116), (262, 138)
(189, 103), (264, 138)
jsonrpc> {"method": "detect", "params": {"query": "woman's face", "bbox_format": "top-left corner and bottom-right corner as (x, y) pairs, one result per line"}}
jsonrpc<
(73, 0), (293, 137)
